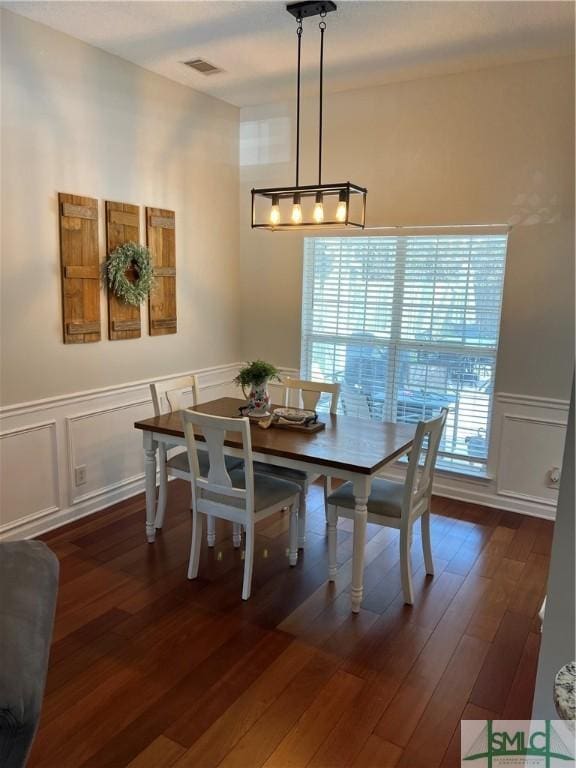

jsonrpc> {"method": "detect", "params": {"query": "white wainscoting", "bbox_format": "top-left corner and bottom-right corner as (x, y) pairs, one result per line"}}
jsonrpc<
(0, 363), (256, 540)
(489, 392), (569, 513)
(0, 421), (60, 530)
(380, 391), (569, 520)
(0, 377), (568, 539)
(65, 399), (152, 507)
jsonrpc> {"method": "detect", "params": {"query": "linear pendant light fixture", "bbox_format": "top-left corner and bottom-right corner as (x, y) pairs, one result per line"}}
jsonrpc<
(251, 1), (367, 230)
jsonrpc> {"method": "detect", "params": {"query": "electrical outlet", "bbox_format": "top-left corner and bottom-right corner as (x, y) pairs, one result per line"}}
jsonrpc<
(547, 466), (561, 488)
(75, 465), (87, 486)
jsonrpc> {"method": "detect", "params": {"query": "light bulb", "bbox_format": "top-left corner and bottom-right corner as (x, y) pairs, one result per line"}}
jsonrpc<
(313, 192), (324, 224)
(269, 195), (280, 226)
(291, 204), (302, 224)
(291, 194), (302, 224)
(336, 191), (348, 222)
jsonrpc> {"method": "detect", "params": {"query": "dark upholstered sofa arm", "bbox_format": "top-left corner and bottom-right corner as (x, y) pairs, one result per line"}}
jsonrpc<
(0, 541), (59, 768)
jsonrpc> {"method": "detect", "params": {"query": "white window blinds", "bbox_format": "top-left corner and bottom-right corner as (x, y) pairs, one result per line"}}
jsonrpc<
(301, 234), (508, 471)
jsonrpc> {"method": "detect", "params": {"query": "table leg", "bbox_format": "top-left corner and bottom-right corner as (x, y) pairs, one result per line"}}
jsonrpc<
(351, 475), (371, 614)
(143, 431), (158, 543)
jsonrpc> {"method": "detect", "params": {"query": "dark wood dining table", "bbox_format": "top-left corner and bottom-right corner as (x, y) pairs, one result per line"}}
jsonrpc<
(135, 397), (416, 613)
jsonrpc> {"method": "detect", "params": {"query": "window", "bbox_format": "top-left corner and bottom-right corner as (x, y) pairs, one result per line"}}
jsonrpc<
(301, 234), (508, 473)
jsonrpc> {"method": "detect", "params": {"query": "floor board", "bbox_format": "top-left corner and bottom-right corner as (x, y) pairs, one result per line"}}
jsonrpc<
(28, 480), (553, 768)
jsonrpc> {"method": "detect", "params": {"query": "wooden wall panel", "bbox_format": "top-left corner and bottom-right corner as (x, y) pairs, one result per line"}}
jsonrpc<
(59, 193), (101, 344)
(106, 201), (141, 341)
(146, 207), (176, 336)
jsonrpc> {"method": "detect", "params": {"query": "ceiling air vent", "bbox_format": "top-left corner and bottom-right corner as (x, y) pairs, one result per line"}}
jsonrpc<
(183, 58), (223, 75)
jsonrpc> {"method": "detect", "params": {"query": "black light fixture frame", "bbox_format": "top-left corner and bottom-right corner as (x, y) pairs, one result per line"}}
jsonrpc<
(251, 182), (366, 229)
(251, 1), (367, 231)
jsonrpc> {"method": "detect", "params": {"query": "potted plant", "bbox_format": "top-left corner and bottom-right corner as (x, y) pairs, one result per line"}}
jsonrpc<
(234, 360), (281, 416)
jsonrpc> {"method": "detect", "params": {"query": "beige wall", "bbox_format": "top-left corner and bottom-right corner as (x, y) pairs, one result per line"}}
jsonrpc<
(0, 10), (240, 405)
(239, 57), (574, 401)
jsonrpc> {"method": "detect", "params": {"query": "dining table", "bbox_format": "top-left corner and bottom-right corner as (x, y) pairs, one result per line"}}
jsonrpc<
(134, 396), (417, 613)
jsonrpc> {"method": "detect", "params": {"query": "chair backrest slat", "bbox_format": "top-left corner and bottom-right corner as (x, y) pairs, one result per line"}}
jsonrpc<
(151, 375), (200, 415)
(181, 410), (254, 516)
(402, 408), (448, 520)
(283, 378), (340, 414)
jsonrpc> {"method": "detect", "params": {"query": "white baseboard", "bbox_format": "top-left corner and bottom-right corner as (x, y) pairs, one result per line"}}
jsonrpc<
(0, 373), (567, 538)
(1, 474), (147, 540)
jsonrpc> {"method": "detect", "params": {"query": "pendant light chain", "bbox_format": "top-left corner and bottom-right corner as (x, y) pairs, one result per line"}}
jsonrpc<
(318, 12), (326, 185)
(250, 2), (367, 231)
(295, 16), (303, 187)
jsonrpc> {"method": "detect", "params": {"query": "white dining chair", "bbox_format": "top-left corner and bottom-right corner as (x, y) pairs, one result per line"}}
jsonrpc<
(340, 383), (373, 419)
(181, 410), (301, 600)
(150, 376), (243, 545)
(327, 408), (448, 605)
(255, 377), (340, 548)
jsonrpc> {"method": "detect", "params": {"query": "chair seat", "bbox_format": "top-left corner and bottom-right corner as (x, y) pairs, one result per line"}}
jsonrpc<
(204, 469), (300, 513)
(327, 478), (404, 518)
(167, 450), (242, 477)
(253, 461), (308, 488)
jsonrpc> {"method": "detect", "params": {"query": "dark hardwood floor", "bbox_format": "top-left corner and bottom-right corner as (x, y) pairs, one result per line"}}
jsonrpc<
(31, 480), (553, 768)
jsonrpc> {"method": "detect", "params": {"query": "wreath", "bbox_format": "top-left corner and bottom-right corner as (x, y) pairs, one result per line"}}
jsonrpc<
(106, 242), (154, 306)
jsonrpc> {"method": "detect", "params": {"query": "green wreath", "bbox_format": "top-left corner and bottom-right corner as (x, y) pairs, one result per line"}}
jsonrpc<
(107, 242), (154, 306)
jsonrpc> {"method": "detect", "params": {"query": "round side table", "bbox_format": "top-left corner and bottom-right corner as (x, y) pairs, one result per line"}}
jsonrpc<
(554, 662), (576, 724)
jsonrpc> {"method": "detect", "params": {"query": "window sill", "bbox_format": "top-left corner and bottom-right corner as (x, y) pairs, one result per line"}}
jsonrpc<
(433, 465), (493, 484)
(391, 458), (493, 483)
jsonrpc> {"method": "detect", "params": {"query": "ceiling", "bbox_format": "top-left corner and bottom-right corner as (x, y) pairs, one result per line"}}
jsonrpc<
(4, 1), (574, 107)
